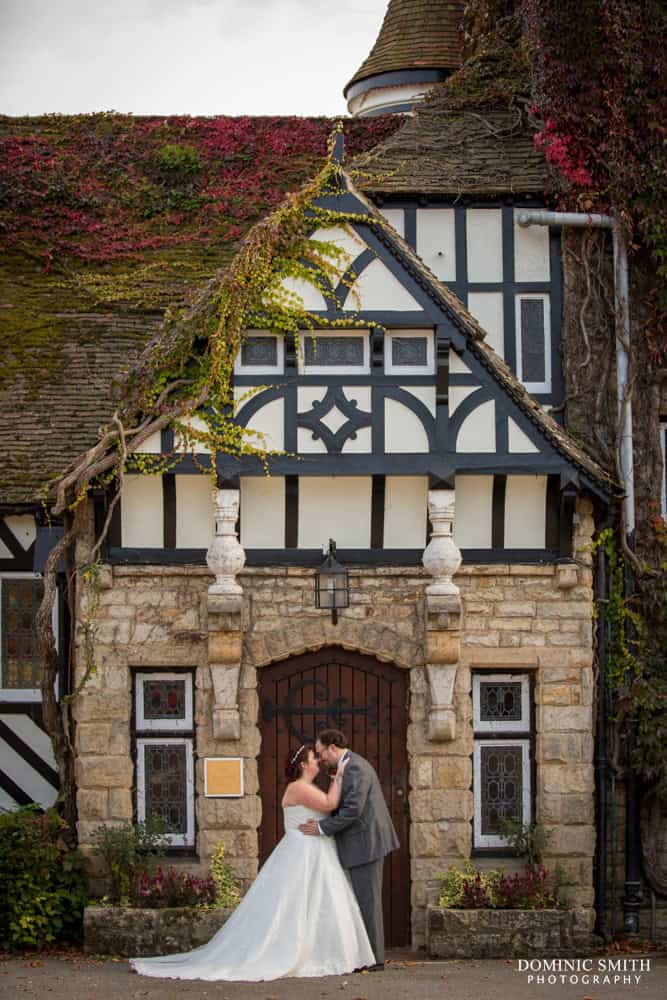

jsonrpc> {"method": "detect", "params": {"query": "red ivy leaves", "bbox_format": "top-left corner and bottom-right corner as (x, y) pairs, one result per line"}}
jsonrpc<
(0, 114), (400, 266)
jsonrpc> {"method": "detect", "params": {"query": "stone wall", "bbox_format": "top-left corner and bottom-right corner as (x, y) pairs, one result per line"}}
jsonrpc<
(73, 496), (596, 948)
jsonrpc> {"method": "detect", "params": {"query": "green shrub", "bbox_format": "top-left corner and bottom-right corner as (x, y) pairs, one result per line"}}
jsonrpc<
(438, 861), (561, 910)
(91, 817), (167, 903)
(210, 842), (240, 908)
(0, 806), (88, 950)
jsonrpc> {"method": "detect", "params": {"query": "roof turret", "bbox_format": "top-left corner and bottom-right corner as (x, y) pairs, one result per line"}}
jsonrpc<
(345, 0), (465, 117)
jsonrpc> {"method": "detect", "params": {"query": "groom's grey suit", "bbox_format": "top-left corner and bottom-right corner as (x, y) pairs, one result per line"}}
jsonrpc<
(319, 751), (399, 964)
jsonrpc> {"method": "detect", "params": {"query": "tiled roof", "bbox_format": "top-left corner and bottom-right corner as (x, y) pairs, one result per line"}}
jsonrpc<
(345, 0), (465, 93)
(0, 114), (399, 506)
(354, 89), (547, 197)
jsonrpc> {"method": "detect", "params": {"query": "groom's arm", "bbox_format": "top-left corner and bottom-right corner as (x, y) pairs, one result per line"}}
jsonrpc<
(318, 760), (371, 837)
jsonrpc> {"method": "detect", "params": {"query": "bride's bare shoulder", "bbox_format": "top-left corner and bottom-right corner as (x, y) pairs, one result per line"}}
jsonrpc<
(282, 782), (329, 810)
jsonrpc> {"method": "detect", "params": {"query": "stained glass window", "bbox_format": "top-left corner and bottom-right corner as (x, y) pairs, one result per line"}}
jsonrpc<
(144, 742), (189, 836)
(143, 679), (186, 721)
(479, 681), (522, 722)
(303, 336), (365, 367)
(479, 744), (523, 835)
(391, 337), (428, 367)
(241, 337), (278, 367)
(1, 577), (44, 689)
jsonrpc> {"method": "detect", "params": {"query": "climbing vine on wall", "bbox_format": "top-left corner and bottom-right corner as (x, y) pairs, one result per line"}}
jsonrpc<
(31, 128), (387, 829)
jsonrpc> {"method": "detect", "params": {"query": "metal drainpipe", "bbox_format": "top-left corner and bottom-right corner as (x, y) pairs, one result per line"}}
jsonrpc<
(517, 210), (634, 533)
(518, 210), (640, 935)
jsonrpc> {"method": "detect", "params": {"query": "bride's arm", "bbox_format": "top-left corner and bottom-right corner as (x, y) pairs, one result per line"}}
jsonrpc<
(289, 761), (348, 813)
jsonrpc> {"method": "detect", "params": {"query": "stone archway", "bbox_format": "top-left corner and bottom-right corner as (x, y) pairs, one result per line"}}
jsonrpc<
(257, 646), (411, 948)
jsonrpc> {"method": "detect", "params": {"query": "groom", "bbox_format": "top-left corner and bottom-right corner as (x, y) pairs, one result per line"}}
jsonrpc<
(299, 728), (399, 971)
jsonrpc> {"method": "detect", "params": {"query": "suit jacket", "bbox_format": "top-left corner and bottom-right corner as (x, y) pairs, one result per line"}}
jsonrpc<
(319, 751), (399, 868)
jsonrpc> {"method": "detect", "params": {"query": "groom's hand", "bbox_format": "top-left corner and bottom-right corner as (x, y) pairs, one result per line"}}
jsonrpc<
(298, 820), (321, 836)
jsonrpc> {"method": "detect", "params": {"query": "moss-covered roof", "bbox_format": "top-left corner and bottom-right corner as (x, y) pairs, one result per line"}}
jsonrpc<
(0, 113), (400, 506)
(345, 0), (465, 94)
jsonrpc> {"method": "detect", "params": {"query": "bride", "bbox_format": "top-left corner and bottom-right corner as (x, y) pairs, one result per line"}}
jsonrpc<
(130, 744), (375, 981)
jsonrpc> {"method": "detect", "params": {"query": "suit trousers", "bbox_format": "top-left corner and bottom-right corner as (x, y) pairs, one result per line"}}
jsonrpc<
(347, 857), (385, 965)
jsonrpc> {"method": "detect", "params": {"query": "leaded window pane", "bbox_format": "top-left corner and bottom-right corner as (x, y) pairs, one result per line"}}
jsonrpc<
(1, 578), (44, 688)
(241, 337), (278, 366)
(480, 745), (523, 835)
(143, 679), (187, 721)
(520, 298), (546, 382)
(144, 743), (188, 836)
(479, 681), (522, 722)
(304, 336), (364, 367)
(392, 337), (428, 366)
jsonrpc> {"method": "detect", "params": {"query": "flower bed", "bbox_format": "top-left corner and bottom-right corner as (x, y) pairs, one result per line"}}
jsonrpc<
(84, 904), (234, 957)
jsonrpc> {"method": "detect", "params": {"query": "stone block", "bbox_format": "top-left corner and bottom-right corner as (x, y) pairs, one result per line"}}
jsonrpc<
(72, 687), (125, 723)
(546, 824), (596, 856)
(84, 906), (233, 957)
(536, 601), (592, 619)
(460, 646), (538, 667)
(75, 755), (134, 789)
(77, 723), (113, 755)
(208, 633), (243, 663)
(495, 602), (536, 617)
(541, 706), (593, 732)
(426, 631), (460, 664)
(77, 788), (109, 821)
(538, 732), (588, 764)
(541, 764), (593, 795)
(541, 684), (574, 706)
(199, 794), (261, 831)
(433, 756), (472, 790)
(426, 906), (577, 959)
(108, 787), (134, 820)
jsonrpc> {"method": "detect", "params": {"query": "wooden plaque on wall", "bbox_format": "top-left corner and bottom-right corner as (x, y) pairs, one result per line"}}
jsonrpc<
(204, 757), (244, 797)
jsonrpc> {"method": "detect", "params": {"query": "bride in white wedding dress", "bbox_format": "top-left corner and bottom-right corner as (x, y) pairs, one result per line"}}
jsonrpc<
(130, 744), (375, 981)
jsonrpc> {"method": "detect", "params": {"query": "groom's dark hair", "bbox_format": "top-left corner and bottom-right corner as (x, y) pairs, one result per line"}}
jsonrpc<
(317, 729), (348, 749)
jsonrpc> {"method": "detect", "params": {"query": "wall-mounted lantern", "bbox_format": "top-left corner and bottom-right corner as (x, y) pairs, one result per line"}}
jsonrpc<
(315, 539), (349, 625)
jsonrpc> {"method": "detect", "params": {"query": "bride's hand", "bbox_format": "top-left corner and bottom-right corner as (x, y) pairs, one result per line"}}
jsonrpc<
(334, 757), (349, 781)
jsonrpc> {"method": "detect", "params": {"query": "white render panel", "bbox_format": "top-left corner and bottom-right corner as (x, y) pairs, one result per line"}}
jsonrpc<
(310, 224), (366, 277)
(449, 385), (478, 415)
(449, 349), (472, 374)
(135, 429), (162, 454)
(4, 515), (36, 550)
(453, 476), (493, 548)
(0, 787), (17, 811)
(298, 428), (327, 453)
(505, 475), (547, 548)
(514, 208), (550, 281)
(467, 292), (504, 357)
(466, 208), (503, 282)
(385, 398), (430, 453)
(175, 476), (214, 548)
(0, 540), (12, 560)
(379, 208), (405, 238)
(399, 385), (436, 415)
(243, 397), (284, 452)
(240, 476), (285, 548)
(279, 275), (328, 311)
(456, 399), (496, 453)
(0, 737), (57, 810)
(174, 415), (212, 454)
(508, 418), (540, 454)
(343, 257), (421, 311)
(384, 476), (428, 548)
(0, 714), (57, 769)
(121, 475), (163, 548)
(341, 427), (372, 453)
(298, 477), (371, 548)
(416, 208), (456, 281)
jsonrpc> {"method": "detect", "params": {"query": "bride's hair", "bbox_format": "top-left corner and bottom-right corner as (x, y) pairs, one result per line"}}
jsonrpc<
(284, 743), (315, 782)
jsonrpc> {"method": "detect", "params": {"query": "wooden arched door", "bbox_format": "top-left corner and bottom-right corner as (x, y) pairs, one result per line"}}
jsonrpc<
(258, 647), (410, 948)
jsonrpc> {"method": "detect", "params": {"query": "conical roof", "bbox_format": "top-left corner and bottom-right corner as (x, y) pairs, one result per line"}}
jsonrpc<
(344, 0), (465, 96)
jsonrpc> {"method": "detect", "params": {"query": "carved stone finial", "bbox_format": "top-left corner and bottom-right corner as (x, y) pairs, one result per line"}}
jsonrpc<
(422, 489), (462, 597)
(206, 489), (245, 596)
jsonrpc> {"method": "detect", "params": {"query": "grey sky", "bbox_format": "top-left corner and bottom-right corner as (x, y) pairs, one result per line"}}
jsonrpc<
(0, 0), (388, 117)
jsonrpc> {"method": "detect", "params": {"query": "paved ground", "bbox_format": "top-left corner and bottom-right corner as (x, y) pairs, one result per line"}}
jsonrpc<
(1, 951), (666, 1000)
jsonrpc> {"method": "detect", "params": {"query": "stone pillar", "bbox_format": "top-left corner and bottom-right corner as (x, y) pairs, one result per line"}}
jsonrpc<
(206, 489), (245, 739)
(423, 490), (462, 740)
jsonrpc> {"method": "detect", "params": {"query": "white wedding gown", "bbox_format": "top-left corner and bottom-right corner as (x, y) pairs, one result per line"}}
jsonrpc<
(130, 805), (375, 981)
